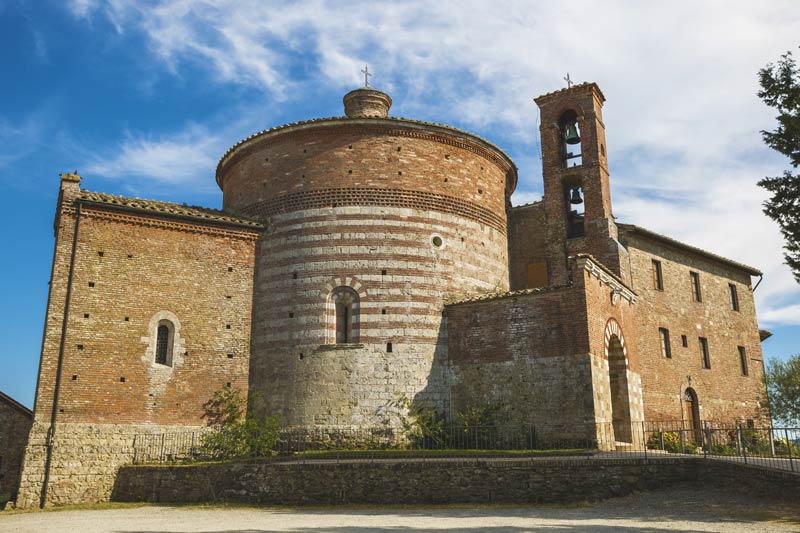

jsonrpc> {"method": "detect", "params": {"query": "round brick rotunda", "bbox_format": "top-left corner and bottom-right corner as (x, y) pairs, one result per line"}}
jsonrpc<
(216, 87), (517, 429)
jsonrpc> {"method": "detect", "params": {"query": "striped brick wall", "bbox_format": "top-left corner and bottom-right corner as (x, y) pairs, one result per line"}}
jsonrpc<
(219, 118), (516, 429)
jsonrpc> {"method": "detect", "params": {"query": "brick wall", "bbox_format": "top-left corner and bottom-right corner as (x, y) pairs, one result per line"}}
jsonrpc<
(32, 198), (256, 425)
(444, 256), (640, 443)
(217, 117), (516, 430)
(535, 83), (626, 286)
(507, 201), (547, 291)
(620, 229), (767, 423)
(218, 120), (516, 221)
(0, 397), (32, 504)
(17, 177), (259, 508)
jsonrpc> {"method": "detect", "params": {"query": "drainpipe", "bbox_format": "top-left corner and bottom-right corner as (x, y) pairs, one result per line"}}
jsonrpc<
(752, 274), (763, 292)
(40, 201), (82, 508)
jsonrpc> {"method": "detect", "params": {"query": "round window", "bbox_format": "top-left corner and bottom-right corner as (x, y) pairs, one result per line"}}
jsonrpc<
(432, 236), (443, 247)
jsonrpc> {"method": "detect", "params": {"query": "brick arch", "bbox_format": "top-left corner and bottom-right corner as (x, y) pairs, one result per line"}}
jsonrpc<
(555, 102), (587, 121)
(319, 276), (367, 300)
(321, 277), (366, 345)
(604, 318), (627, 360)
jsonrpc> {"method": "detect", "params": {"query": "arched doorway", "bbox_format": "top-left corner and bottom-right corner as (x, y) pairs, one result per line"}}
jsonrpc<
(607, 334), (632, 443)
(683, 388), (701, 445)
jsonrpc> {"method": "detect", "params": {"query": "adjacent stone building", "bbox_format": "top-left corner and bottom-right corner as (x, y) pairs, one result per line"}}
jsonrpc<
(0, 391), (33, 506)
(16, 82), (769, 508)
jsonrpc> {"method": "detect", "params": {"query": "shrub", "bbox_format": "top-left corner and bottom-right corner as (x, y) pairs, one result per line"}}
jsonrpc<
(395, 395), (444, 449)
(646, 431), (681, 452)
(774, 437), (800, 457)
(199, 388), (281, 459)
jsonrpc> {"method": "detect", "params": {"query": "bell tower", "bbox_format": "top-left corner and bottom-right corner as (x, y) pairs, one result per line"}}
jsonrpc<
(535, 82), (627, 285)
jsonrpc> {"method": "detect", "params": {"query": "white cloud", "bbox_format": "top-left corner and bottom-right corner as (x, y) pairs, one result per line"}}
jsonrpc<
(0, 111), (46, 169)
(66, 0), (800, 325)
(66, 0), (99, 18)
(84, 124), (223, 191)
(761, 304), (800, 326)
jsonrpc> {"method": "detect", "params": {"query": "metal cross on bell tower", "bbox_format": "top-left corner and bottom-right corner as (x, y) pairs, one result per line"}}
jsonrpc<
(361, 65), (372, 87)
(564, 72), (573, 89)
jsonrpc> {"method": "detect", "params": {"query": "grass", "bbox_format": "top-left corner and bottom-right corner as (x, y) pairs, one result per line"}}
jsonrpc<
(138, 447), (595, 466)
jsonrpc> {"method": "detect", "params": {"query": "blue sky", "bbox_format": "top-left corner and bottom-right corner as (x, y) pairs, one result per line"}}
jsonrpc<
(1, 0), (799, 409)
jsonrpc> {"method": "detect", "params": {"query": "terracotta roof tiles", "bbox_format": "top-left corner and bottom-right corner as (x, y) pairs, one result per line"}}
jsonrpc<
(78, 190), (264, 229)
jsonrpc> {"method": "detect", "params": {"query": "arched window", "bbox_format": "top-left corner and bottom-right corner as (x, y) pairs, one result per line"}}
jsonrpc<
(331, 286), (359, 344)
(155, 320), (174, 366)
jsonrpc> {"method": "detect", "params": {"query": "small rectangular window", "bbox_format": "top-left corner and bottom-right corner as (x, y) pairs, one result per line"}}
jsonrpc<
(729, 284), (740, 311)
(738, 346), (748, 376)
(652, 260), (664, 291)
(659, 328), (672, 358)
(699, 337), (710, 369)
(690, 272), (702, 302)
(681, 335), (688, 347)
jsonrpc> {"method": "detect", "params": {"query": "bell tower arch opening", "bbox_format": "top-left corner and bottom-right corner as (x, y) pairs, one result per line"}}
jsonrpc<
(560, 109), (582, 168)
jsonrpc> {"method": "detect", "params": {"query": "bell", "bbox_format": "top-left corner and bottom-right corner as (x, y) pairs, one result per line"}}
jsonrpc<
(564, 123), (581, 145)
(570, 188), (583, 205)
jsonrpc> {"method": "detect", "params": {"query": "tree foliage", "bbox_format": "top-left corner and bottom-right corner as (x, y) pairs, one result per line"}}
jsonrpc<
(765, 353), (800, 425)
(757, 48), (800, 281)
(199, 388), (281, 459)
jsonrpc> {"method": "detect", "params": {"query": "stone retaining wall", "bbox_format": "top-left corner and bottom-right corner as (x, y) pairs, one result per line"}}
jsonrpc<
(16, 422), (207, 509)
(111, 457), (800, 506)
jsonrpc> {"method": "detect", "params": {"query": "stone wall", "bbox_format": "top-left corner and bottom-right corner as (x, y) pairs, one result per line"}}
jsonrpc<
(620, 228), (767, 423)
(0, 396), (32, 504)
(249, 206), (507, 428)
(16, 421), (206, 508)
(445, 284), (593, 435)
(111, 457), (800, 505)
(444, 256), (640, 444)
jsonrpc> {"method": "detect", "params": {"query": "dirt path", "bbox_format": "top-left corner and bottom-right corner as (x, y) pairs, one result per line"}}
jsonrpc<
(1, 485), (798, 532)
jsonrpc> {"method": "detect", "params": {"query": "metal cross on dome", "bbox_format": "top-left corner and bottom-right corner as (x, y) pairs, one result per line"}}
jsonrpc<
(361, 65), (372, 87)
(564, 73), (573, 89)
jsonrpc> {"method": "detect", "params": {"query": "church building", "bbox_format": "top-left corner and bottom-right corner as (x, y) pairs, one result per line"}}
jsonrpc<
(16, 81), (769, 507)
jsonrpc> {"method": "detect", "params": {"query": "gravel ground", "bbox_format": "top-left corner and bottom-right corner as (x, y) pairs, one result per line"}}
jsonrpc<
(1, 485), (798, 532)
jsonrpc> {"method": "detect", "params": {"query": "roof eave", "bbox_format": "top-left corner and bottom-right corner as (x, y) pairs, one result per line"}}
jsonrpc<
(0, 391), (33, 417)
(619, 224), (762, 277)
(215, 116), (519, 193)
(78, 198), (264, 232)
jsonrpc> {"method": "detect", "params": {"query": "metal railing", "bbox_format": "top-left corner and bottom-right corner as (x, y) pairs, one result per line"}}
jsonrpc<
(132, 431), (204, 465)
(130, 422), (799, 473)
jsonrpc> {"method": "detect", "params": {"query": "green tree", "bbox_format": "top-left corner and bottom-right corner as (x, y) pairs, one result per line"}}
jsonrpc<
(765, 354), (800, 425)
(200, 388), (281, 459)
(757, 48), (800, 281)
